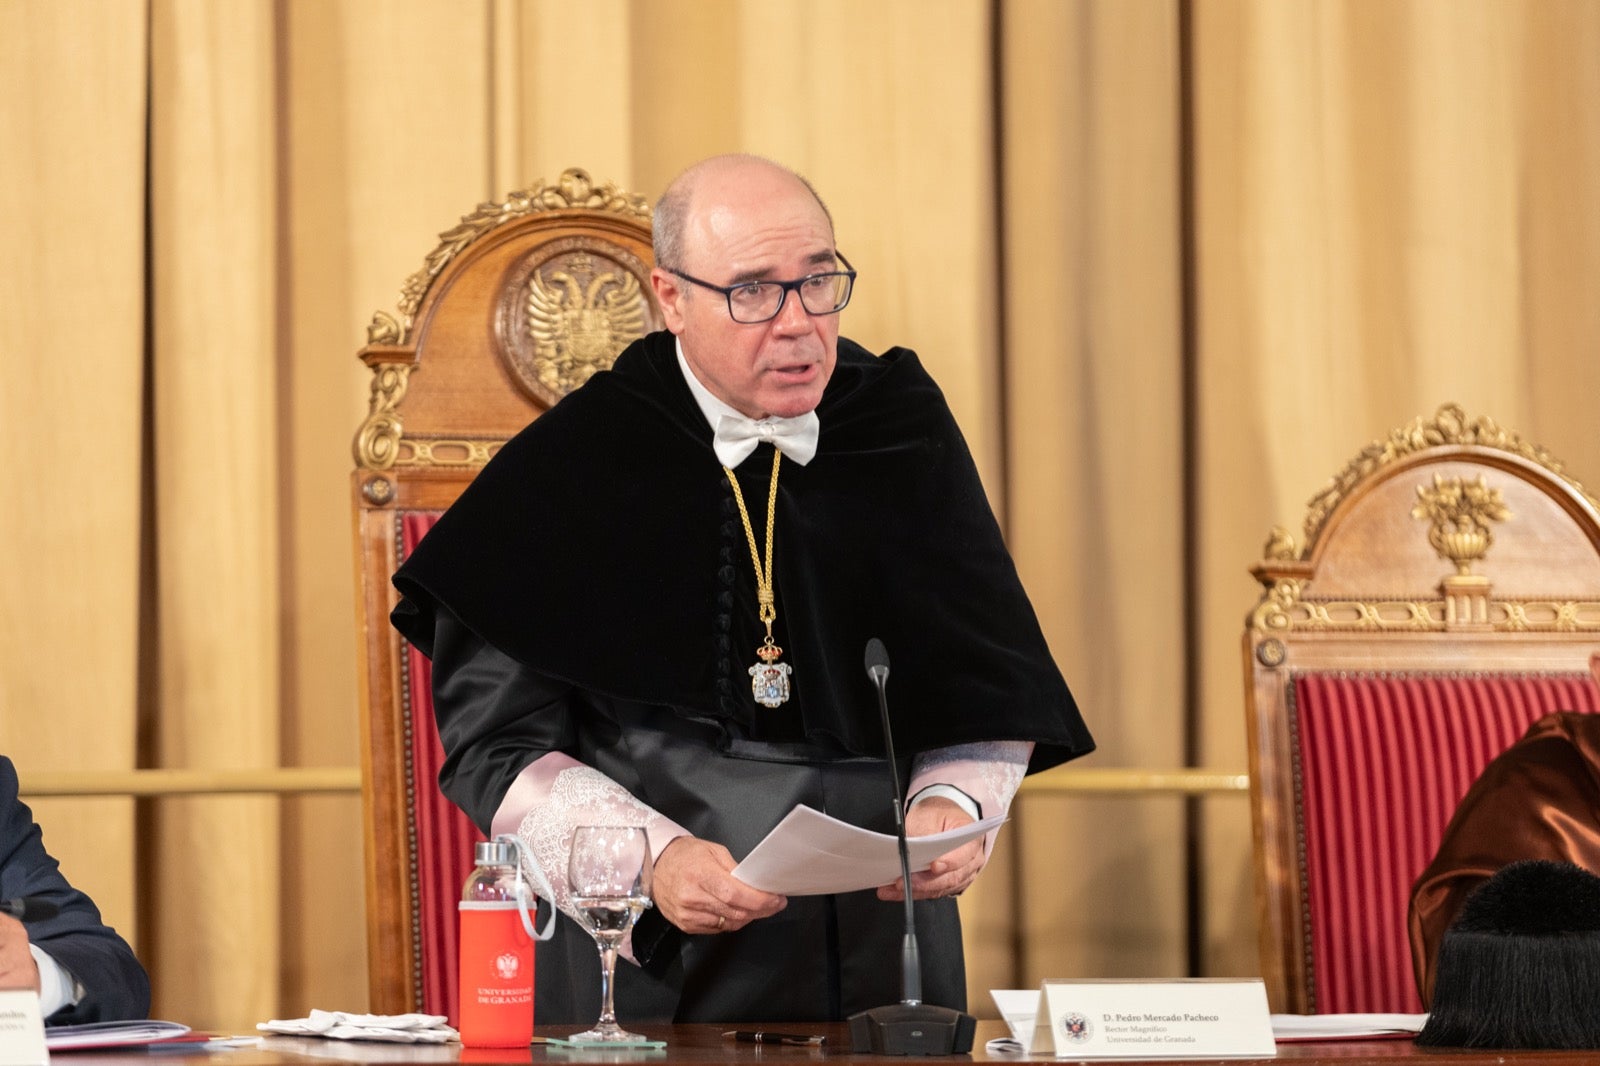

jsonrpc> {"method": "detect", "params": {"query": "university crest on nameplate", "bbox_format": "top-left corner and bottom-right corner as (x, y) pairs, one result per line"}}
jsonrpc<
(750, 661), (792, 708)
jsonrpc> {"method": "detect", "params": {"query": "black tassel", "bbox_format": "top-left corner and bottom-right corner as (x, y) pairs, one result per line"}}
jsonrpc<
(1418, 860), (1600, 1049)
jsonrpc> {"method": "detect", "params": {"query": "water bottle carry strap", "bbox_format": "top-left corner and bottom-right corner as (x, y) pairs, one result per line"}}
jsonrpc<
(494, 832), (558, 941)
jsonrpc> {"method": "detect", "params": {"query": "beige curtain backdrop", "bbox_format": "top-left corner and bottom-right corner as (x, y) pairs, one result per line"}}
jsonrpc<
(4, 0), (1600, 1029)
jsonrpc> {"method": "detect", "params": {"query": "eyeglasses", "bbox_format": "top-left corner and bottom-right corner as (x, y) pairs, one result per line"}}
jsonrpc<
(666, 253), (856, 324)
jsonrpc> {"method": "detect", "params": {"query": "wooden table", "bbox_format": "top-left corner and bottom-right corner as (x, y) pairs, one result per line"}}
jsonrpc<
(48, 1021), (1600, 1065)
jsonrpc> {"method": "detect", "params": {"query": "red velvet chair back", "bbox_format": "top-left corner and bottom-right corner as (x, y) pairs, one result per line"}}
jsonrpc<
(352, 171), (658, 1015)
(1292, 672), (1600, 1013)
(390, 511), (482, 1021)
(1244, 405), (1600, 1013)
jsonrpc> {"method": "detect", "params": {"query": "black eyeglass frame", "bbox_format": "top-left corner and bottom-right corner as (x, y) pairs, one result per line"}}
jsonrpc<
(664, 252), (857, 324)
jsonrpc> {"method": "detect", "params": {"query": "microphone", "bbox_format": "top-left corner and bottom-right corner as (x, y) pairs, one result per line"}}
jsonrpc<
(866, 637), (889, 688)
(1, 896), (59, 922)
(848, 638), (976, 1056)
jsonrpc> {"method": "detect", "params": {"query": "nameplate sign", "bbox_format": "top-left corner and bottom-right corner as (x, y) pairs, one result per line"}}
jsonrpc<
(0, 989), (49, 1065)
(1027, 979), (1274, 1059)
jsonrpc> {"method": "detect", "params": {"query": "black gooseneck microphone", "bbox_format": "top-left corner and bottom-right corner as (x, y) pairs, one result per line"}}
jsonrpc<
(1, 896), (60, 922)
(848, 638), (977, 1056)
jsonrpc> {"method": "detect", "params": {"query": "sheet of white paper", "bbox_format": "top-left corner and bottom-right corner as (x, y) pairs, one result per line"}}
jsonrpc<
(731, 804), (1005, 895)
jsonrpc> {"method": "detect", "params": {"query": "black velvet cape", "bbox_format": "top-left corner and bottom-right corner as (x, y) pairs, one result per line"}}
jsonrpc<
(392, 330), (1090, 768)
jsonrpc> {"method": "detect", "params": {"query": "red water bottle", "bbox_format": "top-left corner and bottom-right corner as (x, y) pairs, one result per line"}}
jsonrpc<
(458, 840), (534, 1046)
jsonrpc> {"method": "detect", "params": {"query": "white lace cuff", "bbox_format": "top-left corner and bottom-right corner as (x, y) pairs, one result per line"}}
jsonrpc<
(492, 752), (690, 962)
(909, 741), (1032, 855)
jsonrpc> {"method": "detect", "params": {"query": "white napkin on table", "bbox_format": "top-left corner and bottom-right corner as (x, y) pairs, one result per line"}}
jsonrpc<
(258, 1010), (458, 1043)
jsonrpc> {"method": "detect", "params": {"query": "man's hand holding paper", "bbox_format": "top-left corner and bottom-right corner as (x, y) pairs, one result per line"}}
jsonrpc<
(878, 796), (986, 901)
(652, 837), (786, 936)
(730, 805), (1005, 898)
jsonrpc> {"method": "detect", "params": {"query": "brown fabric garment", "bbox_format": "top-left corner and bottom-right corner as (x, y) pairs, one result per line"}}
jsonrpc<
(1409, 711), (1600, 1006)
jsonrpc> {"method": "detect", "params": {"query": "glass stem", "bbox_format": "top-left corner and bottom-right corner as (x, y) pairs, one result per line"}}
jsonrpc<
(597, 942), (619, 1028)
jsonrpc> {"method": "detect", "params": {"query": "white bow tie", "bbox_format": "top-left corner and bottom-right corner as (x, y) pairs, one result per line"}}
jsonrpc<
(713, 412), (820, 468)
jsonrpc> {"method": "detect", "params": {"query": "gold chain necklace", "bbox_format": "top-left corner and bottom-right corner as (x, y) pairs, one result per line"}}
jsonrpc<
(724, 448), (792, 707)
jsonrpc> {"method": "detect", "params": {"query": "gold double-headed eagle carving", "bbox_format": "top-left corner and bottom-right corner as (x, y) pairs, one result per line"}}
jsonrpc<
(525, 255), (647, 398)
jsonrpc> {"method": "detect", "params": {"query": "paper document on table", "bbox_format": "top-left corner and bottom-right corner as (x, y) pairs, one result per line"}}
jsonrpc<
(45, 1019), (195, 1050)
(731, 804), (1004, 895)
(1270, 1013), (1427, 1041)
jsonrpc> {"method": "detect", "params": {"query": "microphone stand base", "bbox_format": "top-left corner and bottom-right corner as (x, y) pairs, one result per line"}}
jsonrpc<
(848, 1003), (976, 1055)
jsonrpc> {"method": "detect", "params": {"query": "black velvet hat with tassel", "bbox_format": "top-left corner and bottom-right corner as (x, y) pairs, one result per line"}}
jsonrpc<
(1417, 859), (1600, 1049)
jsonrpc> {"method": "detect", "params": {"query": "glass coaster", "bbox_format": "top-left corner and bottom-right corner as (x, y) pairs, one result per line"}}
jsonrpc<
(544, 1037), (666, 1050)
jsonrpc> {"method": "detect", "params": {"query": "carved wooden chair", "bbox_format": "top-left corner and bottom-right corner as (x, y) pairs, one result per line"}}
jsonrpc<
(351, 169), (660, 1017)
(1243, 404), (1600, 1014)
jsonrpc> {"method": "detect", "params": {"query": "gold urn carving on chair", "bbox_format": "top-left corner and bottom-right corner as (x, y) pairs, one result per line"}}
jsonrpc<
(1412, 473), (1511, 630)
(1411, 473), (1511, 577)
(1247, 405), (1600, 639)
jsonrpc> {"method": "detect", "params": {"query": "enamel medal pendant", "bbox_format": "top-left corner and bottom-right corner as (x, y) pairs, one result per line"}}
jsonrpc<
(749, 638), (792, 708)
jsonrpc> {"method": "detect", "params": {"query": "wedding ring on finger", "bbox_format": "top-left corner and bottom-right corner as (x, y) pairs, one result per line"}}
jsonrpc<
(716, 914), (726, 931)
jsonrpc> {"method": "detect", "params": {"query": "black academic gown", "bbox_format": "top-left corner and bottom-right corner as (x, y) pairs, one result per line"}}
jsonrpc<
(0, 756), (150, 1024)
(393, 330), (1092, 1024)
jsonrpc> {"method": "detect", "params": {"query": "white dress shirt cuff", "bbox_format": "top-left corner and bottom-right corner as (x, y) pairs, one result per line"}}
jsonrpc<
(907, 782), (982, 821)
(908, 741), (1033, 857)
(30, 942), (80, 1018)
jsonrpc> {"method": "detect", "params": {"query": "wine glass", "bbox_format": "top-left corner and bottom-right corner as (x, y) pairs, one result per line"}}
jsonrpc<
(566, 825), (653, 1044)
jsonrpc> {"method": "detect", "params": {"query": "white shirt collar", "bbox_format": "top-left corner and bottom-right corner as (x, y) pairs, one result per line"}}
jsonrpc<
(676, 337), (750, 430)
(675, 338), (819, 467)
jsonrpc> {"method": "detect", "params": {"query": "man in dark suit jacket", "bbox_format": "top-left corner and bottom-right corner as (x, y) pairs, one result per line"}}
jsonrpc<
(0, 755), (149, 1023)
